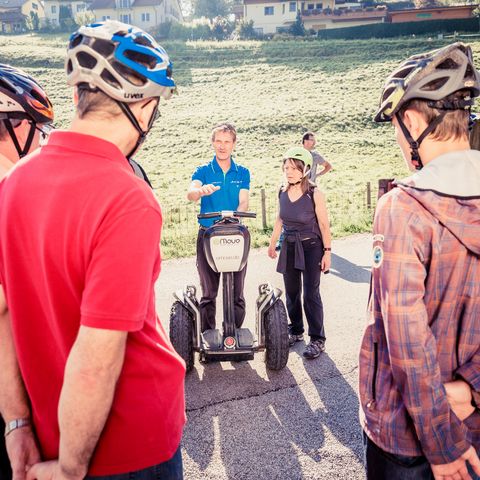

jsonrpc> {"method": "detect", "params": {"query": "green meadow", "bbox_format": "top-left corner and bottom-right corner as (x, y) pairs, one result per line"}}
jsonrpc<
(1, 34), (477, 257)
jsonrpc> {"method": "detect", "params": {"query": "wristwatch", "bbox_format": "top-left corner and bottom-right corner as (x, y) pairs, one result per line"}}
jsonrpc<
(4, 418), (30, 437)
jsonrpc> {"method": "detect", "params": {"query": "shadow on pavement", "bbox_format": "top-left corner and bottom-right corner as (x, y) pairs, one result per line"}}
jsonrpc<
(330, 253), (371, 284)
(182, 361), (311, 479)
(301, 352), (363, 463)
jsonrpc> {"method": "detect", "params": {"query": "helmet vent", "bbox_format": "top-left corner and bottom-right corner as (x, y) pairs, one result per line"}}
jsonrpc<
(124, 49), (157, 69)
(422, 77), (449, 91)
(112, 60), (146, 86)
(465, 64), (474, 79)
(133, 35), (152, 47)
(70, 34), (83, 49)
(30, 88), (49, 108)
(436, 58), (459, 70)
(100, 69), (121, 90)
(395, 67), (413, 79)
(91, 38), (115, 58)
(66, 59), (73, 75)
(76, 51), (97, 69)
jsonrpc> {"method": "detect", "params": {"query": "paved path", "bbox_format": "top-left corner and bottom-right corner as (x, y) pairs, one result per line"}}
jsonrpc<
(155, 233), (372, 480)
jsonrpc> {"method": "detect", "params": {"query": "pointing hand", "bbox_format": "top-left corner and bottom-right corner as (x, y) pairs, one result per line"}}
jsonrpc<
(199, 184), (220, 197)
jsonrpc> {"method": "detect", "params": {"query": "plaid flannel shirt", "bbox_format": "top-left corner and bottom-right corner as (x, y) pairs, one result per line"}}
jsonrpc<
(359, 151), (480, 465)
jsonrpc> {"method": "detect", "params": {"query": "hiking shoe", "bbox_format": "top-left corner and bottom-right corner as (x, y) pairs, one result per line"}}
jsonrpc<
(288, 332), (304, 346)
(303, 339), (325, 359)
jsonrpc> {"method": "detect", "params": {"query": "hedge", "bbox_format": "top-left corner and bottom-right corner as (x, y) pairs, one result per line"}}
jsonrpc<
(317, 17), (479, 39)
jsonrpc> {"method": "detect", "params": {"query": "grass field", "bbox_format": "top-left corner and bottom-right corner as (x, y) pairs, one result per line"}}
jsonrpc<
(1, 34), (478, 257)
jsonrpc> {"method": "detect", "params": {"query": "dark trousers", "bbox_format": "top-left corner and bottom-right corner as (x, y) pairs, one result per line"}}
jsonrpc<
(0, 416), (12, 480)
(196, 229), (246, 331)
(283, 238), (325, 341)
(363, 432), (434, 480)
(85, 446), (183, 479)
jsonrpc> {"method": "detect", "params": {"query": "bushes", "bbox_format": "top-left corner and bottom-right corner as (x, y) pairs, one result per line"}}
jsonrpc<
(152, 17), (234, 40)
(317, 17), (479, 39)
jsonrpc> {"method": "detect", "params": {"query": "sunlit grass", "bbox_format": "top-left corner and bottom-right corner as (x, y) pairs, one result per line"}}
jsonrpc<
(3, 34), (477, 257)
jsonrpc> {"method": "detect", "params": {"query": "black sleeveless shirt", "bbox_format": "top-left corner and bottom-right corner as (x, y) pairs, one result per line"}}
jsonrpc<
(277, 187), (323, 273)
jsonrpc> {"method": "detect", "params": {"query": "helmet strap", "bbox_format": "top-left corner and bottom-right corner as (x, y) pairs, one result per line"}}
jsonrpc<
(396, 112), (446, 170)
(117, 101), (159, 160)
(116, 101), (148, 160)
(288, 180), (302, 186)
(4, 119), (36, 159)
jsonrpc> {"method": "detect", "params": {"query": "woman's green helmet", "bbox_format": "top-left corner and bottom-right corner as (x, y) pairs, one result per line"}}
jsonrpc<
(283, 146), (312, 164)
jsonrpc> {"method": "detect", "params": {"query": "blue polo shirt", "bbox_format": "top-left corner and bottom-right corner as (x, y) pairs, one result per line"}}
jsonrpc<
(192, 156), (250, 227)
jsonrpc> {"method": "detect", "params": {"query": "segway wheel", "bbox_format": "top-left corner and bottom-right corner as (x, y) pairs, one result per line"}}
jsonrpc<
(264, 299), (289, 370)
(169, 301), (194, 372)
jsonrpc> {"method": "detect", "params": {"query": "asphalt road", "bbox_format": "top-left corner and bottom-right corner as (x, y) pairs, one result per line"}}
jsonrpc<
(155, 233), (372, 480)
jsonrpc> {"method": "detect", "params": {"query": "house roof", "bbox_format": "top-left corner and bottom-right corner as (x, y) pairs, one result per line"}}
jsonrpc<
(0, 0), (26, 9)
(89, 0), (115, 8)
(133, 0), (163, 7)
(90, 0), (163, 8)
(0, 9), (25, 21)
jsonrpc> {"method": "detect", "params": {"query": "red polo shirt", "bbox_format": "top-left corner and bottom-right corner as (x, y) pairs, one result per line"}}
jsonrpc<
(0, 131), (186, 475)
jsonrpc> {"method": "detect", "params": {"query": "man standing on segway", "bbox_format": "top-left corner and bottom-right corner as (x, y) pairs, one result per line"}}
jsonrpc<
(187, 123), (250, 332)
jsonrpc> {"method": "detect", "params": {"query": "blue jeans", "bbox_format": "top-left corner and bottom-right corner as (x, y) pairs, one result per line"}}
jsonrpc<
(363, 432), (433, 480)
(85, 446), (183, 480)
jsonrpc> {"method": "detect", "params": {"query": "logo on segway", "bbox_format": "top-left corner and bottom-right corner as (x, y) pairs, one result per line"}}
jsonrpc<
(224, 336), (236, 349)
(213, 238), (241, 246)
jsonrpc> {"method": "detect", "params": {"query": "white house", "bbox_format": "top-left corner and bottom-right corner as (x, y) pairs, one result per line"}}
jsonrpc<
(242, 0), (387, 34)
(90, 0), (183, 28)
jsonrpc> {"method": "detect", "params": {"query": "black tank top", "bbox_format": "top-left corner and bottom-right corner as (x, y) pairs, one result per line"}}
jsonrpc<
(279, 187), (321, 240)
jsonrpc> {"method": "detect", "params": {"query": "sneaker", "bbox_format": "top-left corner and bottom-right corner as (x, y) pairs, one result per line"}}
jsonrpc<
(288, 331), (304, 346)
(303, 339), (325, 359)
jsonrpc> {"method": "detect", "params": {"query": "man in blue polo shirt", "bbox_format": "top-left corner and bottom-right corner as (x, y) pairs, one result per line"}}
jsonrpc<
(187, 123), (250, 332)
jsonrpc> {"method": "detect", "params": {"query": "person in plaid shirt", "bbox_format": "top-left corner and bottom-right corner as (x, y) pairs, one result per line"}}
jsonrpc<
(359, 42), (480, 480)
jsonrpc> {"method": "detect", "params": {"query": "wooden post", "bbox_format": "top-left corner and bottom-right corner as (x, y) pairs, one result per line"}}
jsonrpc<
(261, 188), (267, 230)
(366, 182), (371, 210)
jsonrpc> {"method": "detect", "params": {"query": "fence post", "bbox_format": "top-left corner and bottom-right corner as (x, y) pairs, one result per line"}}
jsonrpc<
(261, 188), (267, 230)
(366, 182), (371, 210)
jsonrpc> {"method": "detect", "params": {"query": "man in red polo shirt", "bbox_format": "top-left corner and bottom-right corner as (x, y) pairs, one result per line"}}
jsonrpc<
(0, 20), (186, 480)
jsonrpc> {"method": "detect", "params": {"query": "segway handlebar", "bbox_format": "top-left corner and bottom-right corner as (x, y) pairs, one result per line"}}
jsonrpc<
(197, 211), (256, 219)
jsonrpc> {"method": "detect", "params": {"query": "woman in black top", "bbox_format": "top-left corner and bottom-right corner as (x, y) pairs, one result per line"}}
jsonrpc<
(268, 147), (332, 359)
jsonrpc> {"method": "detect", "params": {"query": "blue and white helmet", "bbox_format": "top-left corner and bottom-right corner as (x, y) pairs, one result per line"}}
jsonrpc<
(66, 20), (176, 102)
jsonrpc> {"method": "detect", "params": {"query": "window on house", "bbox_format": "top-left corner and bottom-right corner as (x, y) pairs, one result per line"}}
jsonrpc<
(289, 2), (296, 11)
(51, 5), (56, 13)
(264, 6), (274, 15)
(102, 15), (110, 20)
(282, 3), (285, 13)
(118, 0), (130, 8)
(308, 3), (314, 9)
(315, 3), (322, 8)
(141, 12), (150, 21)
(120, 13), (131, 22)
(31, 2), (38, 9)
(76, 3), (84, 11)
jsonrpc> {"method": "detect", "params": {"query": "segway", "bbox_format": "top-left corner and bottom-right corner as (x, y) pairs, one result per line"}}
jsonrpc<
(169, 210), (289, 372)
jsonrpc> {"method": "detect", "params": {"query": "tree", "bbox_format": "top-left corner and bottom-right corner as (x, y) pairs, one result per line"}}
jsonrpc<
(75, 10), (95, 27)
(235, 19), (257, 39)
(193, 0), (232, 19)
(289, 10), (306, 36)
(211, 15), (233, 39)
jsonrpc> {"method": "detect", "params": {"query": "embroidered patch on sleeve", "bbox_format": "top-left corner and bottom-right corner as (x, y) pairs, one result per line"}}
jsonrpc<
(372, 245), (384, 269)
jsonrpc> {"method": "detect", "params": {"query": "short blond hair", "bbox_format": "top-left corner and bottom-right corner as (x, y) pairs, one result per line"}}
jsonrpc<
(211, 122), (237, 142)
